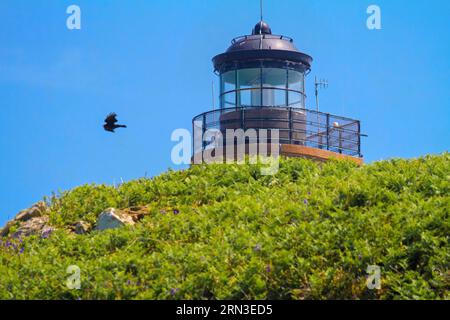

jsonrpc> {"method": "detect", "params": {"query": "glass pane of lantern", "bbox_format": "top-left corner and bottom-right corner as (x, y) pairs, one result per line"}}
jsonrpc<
(262, 68), (287, 89)
(274, 88), (287, 107)
(261, 88), (286, 107)
(239, 89), (251, 108)
(237, 68), (261, 89)
(222, 91), (236, 109)
(288, 91), (304, 108)
(288, 70), (304, 93)
(222, 70), (236, 93)
(250, 89), (262, 107)
(237, 68), (261, 107)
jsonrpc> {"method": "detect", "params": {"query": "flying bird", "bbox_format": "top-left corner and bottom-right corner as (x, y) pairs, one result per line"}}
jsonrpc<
(103, 113), (127, 133)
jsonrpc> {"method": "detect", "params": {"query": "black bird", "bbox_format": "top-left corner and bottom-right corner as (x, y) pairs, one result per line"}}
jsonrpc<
(103, 113), (127, 133)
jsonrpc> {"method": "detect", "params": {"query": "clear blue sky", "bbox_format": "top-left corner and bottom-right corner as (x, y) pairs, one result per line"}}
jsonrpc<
(0, 0), (449, 224)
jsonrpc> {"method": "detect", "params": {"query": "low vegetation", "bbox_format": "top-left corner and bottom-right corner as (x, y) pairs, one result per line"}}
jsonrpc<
(0, 154), (448, 300)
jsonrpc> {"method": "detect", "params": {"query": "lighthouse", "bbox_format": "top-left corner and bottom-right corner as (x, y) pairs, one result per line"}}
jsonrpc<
(192, 20), (364, 165)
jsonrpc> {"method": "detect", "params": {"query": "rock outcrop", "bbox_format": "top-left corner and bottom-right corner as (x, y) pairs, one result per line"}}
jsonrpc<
(1, 202), (50, 238)
(95, 208), (135, 231)
(12, 216), (52, 238)
(73, 221), (92, 235)
(1, 203), (150, 238)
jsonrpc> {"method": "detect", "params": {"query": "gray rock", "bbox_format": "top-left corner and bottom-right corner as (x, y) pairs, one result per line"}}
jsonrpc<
(1, 202), (51, 238)
(41, 226), (55, 239)
(12, 216), (50, 238)
(96, 208), (135, 231)
(73, 221), (92, 235)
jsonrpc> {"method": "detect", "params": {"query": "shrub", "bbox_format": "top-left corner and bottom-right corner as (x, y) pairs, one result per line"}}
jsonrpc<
(0, 153), (448, 300)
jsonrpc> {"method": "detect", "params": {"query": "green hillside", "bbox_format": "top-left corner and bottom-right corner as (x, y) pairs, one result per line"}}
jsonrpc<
(0, 154), (449, 300)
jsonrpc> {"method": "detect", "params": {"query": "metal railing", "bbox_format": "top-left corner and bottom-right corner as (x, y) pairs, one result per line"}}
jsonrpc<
(192, 106), (364, 158)
(231, 34), (294, 44)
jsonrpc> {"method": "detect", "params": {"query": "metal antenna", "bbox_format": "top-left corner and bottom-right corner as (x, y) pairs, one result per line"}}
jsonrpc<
(258, 0), (264, 49)
(315, 77), (328, 135)
(260, 0), (264, 22)
(315, 76), (328, 113)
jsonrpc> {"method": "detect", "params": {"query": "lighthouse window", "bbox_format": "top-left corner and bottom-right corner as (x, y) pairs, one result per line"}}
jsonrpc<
(221, 71), (236, 93)
(222, 92), (236, 109)
(272, 89), (287, 107)
(220, 67), (306, 109)
(288, 91), (304, 108)
(220, 70), (237, 108)
(237, 68), (262, 107)
(261, 68), (288, 107)
(237, 68), (261, 88)
(288, 70), (304, 93)
(240, 90), (251, 107)
(262, 68), (287, 89)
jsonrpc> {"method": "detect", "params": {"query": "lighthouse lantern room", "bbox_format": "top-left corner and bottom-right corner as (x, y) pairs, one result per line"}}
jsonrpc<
(193, 20), (364, 165)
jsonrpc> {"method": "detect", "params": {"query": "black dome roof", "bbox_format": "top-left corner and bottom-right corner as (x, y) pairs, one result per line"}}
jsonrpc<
(252, 20), (272, 35)
(213, 21), (313, 73)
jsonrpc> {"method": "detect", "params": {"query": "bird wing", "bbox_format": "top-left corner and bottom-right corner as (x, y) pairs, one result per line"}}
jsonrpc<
(105, 113), (118, 125)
